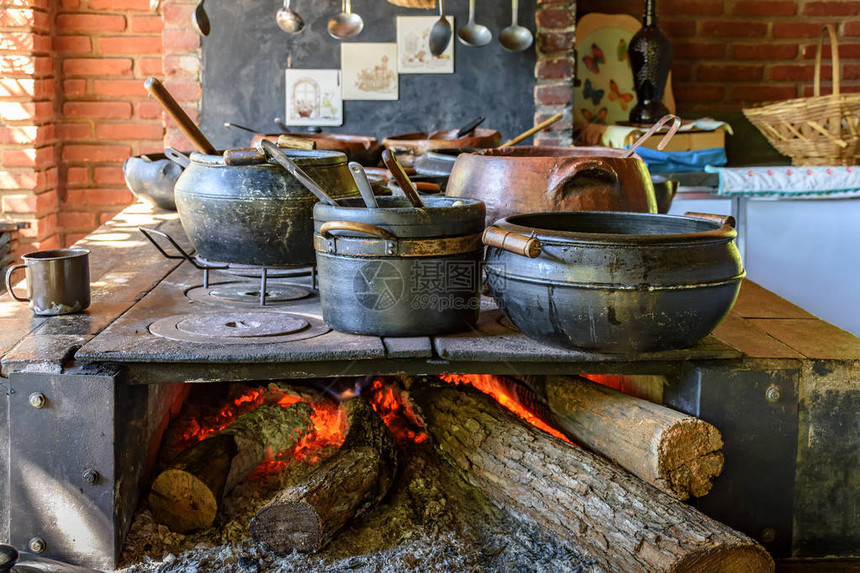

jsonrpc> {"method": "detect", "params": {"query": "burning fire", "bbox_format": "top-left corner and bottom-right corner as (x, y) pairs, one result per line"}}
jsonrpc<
(367, 378), (427, 445)
(439, 374), (571, 443)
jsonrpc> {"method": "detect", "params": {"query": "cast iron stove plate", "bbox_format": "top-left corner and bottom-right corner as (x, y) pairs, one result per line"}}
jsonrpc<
(185, 281), (313, 307)
(149, 311), (329, 344)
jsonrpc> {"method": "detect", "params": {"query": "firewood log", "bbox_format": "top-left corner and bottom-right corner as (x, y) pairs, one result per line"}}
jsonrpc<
(149, 402), (314, 533)
(411, 382), (773, 573)
(541, 375), (725, 499)
(250, 397), (397, 554)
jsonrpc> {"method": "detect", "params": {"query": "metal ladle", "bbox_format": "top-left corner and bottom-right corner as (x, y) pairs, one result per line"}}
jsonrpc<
(256, 139), (339, 206)
(276, 0), (305, 34)
(499, 0), (532, 52)
(328, 0), (364, 40)
(428, 0), (452, 57)
(457, 0), (491, 47)
(192, 0), (210, 36)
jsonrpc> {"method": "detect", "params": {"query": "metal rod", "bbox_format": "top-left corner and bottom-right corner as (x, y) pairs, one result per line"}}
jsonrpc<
(260, 267), (269, 306)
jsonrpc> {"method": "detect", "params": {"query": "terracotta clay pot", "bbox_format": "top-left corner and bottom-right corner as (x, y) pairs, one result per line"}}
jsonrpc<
(382, 128), (501, 167)
(446, 146), (659, 226)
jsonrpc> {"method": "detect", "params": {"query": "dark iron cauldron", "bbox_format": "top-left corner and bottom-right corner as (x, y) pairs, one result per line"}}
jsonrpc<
(174, 149), (358, 267)
(483, 211), (745, 353)
(313, 196), (485, 336)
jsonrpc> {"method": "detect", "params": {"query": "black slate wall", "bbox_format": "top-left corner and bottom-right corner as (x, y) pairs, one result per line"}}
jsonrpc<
(199, 0), (537, 150)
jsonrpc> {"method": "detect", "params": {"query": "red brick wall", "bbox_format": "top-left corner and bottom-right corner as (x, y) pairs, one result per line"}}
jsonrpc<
(56, 0), (166, 246)
(1, 0), (201, 261)
(576, 0), (860, 113)
(0, 0), (58, 259)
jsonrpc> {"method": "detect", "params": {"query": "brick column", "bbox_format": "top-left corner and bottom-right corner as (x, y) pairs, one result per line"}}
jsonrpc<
(534, 0), (575, 146)
(0, 0), (58, 259)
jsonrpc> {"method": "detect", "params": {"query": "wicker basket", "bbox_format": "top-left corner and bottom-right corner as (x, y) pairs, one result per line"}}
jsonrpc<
(743, 25), (860, 166)
(386, 0), (435, 8)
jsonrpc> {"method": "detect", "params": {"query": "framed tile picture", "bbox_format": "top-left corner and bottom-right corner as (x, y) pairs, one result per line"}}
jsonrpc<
(341, 43), (399, 101)
(285, 69), (343, 127)
(397, 16), (454, 74)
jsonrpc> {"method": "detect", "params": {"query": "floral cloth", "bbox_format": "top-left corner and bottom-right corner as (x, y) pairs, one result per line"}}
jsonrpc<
(706, 165), (860, 198)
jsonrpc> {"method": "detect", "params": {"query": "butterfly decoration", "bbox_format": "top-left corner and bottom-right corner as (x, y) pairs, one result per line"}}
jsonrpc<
(581, 108), (608, 124)
(583, 79), (605, 106)
(608, 80), (633, 111)
(583, 43), (605, 74)
(617, 39), (628, 62)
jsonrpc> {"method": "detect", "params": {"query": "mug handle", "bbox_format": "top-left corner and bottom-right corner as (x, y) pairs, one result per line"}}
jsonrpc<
(4, 264), (28, 302)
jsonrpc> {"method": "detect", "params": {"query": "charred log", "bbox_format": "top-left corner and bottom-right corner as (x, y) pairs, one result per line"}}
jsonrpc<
(541, 375), (724, 499)
(149, 402), (315, 533)
(411, 382), (773, 573)
(250, 397), (397, 554)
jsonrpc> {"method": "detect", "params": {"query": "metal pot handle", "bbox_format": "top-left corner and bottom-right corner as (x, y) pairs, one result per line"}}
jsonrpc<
(482, 227), (541, 258)
(320, 220), (397, 241)
(547, 158), (619, 202)
(684, 211), (737, 228)
(4, 264), (28, 302)
(163, 147), (190, 168)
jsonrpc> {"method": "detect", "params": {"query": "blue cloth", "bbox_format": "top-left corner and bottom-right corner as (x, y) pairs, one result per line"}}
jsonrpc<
(632, 147), (727, 173)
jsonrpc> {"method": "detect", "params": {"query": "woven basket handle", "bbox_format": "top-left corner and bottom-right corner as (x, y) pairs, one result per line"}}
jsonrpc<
(814, 24), (840, 97)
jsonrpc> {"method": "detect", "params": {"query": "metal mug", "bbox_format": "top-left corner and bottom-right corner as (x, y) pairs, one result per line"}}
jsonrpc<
(4, 249), (91, 315)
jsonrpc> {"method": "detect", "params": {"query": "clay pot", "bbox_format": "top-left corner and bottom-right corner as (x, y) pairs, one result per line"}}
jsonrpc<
(446, 146), (659, 226)
(382, 128), (501, 167)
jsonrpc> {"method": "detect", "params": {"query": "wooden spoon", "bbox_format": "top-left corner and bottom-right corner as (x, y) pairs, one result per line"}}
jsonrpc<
(382, 149), (424, 208)
(144, 77), (216, 155)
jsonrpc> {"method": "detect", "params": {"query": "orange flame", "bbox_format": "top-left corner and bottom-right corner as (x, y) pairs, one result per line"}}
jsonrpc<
(439, 375), (571, 443)
(367, 378), (427, 444)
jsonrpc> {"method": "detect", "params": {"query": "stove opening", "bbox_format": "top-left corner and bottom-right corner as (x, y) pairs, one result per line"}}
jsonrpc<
(120, 373), (732, 573)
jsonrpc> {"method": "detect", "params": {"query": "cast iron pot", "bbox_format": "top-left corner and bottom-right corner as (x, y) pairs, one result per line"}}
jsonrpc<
(251, 133), (382, 166)
(313, 196), (485, 336)
(122, 152), (183, 211)
(174, 149), (358, 267)
(483, 211), (745, 353)
(446, 146), (659, 226)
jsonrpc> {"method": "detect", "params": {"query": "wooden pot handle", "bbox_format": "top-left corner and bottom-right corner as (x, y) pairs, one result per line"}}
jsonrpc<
(320, 221), (396, 241)
(684, 211), (736, 228)
(144, 77), (217, 155)
(482, 227), (541, 258)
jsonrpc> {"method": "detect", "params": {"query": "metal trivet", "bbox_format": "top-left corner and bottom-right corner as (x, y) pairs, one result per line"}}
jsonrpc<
(195, 256), (316, 281)
(139, 227), (317, 306)
(149, 311), (329, 344)
(186, 281), (313, 308)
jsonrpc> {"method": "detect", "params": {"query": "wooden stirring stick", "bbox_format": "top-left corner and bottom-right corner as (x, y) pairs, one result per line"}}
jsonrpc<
(499, 112), (564, 148)
(144, 77), (217, 155)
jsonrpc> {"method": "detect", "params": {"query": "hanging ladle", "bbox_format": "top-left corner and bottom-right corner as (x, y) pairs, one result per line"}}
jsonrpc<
(428, 0), (452, 57)
(192, 0), (210, 37)
(457, 0), (491, 47)
(255, 139), (339, 206)
(499, 0), (533, 52)
(328, 0), (364, 40)
(276, 0), (305, 34)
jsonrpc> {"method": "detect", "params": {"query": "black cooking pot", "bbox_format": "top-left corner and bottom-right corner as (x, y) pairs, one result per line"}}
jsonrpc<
(483, 211), (745, 353)
(174, 149), (358, 267)
(313, 196), (485, 336)
(122, 152), (183, 211)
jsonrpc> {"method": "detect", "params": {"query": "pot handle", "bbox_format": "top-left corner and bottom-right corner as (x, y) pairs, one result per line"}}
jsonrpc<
(547, 159), (619, 202)
(319, 221), (397, 241)
(684, 211), (736, 228)
(482, 227), (541, 258)
(4, 264), (28, 302)
(163, 147), (190, 168)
